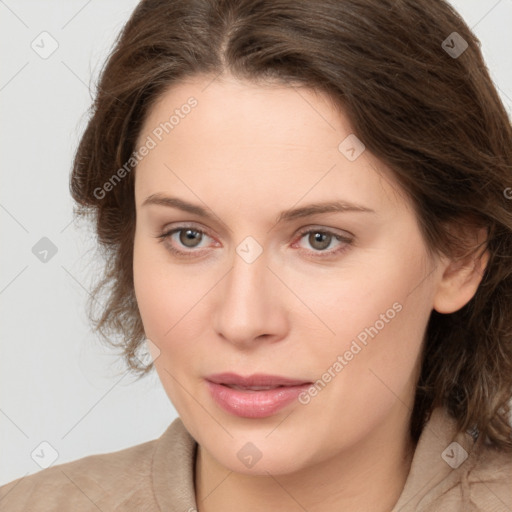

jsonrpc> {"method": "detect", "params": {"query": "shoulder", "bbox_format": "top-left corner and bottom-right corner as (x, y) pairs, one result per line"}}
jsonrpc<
(426, 437), (512, 512)
(394, 407), (512, 512)
(0, 436), (159, 512)
(464, 440), (512, 510)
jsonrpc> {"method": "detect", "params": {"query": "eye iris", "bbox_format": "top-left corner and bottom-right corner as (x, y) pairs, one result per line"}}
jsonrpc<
(309, 232), (331, 250)
(179, 229), (202, 248)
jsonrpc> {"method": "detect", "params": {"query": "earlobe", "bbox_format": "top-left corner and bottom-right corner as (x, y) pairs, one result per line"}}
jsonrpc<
(433, 236), (489, 314)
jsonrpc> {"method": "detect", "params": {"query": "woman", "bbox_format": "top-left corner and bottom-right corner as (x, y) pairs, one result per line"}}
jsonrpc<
(1, 0), (511, 510)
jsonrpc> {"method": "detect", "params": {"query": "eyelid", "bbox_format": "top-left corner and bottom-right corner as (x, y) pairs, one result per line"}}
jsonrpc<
(157, 222), (353, 241)
(157, 222), (214, 240)
(294, 224), (354, 240)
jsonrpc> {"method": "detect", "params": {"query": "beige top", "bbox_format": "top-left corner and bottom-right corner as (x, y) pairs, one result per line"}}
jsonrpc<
(1, 406), (511, 511)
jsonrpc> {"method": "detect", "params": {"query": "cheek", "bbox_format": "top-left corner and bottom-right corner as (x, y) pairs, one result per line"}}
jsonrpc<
(133, 235), (189, 360)
(133, 240), (169, 339)
(292, 244), (433, 402)
(291, 256), (426, 350)
(133, 234), (213, 360)
(133, 237), (204, 410)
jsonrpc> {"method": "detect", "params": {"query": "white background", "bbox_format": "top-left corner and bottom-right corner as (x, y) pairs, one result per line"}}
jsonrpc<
(1, 0), (511, 486)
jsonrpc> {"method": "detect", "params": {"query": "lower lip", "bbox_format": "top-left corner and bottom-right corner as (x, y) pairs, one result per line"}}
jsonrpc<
(206, 380), (311, 418)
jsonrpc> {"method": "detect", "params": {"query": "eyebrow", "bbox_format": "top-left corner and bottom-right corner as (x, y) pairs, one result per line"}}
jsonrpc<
(141, 193), (376, 224)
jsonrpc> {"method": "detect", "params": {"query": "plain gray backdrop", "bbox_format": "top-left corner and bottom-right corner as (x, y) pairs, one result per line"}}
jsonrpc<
(1, 0), (511, 486)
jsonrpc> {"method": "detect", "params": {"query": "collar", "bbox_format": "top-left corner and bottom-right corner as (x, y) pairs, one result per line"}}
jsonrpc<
(150, 406), (479, 511)
(392, 406), (479, 511)
(152, 417), (198, 511)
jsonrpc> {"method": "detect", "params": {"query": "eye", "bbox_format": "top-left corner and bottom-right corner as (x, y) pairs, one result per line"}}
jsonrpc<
(293, 227), (353, 257)
(156, 224), (216, 257)
(155, 224), (353, 260)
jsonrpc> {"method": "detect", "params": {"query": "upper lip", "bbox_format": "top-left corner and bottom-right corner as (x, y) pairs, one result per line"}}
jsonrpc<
(206, 372), (311, 388)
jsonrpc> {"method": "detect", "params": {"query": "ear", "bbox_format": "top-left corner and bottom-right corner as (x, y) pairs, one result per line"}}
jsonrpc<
(433, 227), (489, 314)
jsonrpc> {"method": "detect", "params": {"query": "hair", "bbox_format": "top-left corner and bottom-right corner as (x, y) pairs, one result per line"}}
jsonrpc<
(70, 0), (512, 449)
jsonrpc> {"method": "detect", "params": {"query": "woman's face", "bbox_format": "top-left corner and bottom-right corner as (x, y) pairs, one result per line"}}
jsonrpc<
(133, 74), (444, 474)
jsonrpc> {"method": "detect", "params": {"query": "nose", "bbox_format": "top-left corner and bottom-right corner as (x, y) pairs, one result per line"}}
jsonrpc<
(212, 245), (289, 349)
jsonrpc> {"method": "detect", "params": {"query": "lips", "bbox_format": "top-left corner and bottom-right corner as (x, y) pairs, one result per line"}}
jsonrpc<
(206, 372), (311, 389)
(205, 373), (313, 418)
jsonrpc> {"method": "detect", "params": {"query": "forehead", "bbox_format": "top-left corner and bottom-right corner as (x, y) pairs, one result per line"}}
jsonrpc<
(134, 74), (411, 217)
(141, 74), (348, 150)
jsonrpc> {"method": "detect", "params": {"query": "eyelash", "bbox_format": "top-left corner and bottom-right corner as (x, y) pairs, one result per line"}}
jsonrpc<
(155, 224), (353, 259)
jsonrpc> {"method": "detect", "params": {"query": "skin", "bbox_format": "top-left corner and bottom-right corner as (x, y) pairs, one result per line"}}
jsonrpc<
(132, 73), (488, 512)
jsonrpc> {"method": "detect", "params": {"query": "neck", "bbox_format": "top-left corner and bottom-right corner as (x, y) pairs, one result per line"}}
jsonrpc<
(194, 405), (416, 512)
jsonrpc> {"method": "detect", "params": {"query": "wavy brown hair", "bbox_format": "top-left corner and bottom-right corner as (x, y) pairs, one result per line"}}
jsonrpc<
(70, 0), (512, 449)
